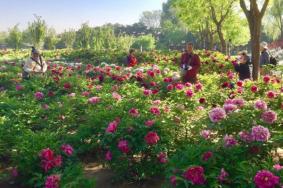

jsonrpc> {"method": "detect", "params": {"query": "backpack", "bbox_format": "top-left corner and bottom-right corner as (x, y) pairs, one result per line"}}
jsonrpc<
(270, 55), (277, 66)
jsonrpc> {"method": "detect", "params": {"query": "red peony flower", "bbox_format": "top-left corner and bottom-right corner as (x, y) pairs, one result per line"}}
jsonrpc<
(183, 166), (206, 185)
(145, 131), (160, 145)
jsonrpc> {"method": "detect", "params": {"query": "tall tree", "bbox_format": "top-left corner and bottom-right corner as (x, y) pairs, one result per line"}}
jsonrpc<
(240, 0), (270, 80)
(74, 23), (92, 49)
(266, 0), (283, 39)
(27, 15), (47, 48)
(44, 28), (57, 50)
(6, 24), (22, 50)
(60, 29), (76, 49)
(139, 10), (162, 29)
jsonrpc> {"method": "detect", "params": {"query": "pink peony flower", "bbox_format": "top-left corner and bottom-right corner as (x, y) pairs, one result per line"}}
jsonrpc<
(200, 130), (212, 140)
(255, 100), (268, 111)
(118, 140), (130, 154)
(150, 107), (161, 116)
(186, 90), (194, 98)
(105, 150), (112, 161)
(45, 174), (60, 188)
(195, 83), (203, 91)
(254, 170), (279, 188)
(112, 92), (122, 101)
(41, 160), (54, 172)
(224, 135), (237, 148)
(42, 104), (49, 110)
(63, 82), (71, 90)
(202, 151), (213, 161)
(61, 144), (74, 156)
(88, 97), (101, 104)
(143, 89), (152, 96)
(145, 131), (160, 145)
(209, 107), (226, 123)
(106, 120), (118, 133)
(34, 92), (44, 100)
(145, 120), (155, 127)
(251, 85), (258, 93)
(175, 83), (184, 90)
(273, 164), (283, 171)
(261, 110), (277, 124)
(223, 104), (237, 113)
(157, 152), (168, 163)
(232, 98), (245, 107)
(68, 93), (76, 97)
(52, 155), (62, 167)
(129, 108), (140, 117)
(183, 166), (206, 185)
(152, 100), (161, 105)
(218, 168), (229, 182)
(251, 125), (270, 142)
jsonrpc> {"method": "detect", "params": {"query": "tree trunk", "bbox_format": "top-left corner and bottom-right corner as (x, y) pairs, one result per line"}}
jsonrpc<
(249, 19), (261, 80)
(216, 25), (226, 53)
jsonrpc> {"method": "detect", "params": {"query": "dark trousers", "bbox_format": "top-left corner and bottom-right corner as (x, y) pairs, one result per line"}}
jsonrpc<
(22, 71), (30, 80)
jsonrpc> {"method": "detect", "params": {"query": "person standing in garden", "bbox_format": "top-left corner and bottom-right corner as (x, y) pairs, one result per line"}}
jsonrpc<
(180, 43), (201, 83)
(259, 42), (270, 74)
(22, 47), (47, 80)
(127, 49), (138, 67)
(233, 51), (251, 80)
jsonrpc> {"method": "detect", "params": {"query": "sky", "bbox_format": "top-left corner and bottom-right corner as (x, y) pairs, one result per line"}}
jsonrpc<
(0, 0), (166, 33)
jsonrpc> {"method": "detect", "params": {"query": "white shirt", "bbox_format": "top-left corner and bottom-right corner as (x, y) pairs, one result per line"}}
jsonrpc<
(23, 58), (47, 73)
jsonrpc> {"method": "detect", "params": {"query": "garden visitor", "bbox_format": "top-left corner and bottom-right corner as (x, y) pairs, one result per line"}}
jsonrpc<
(180, 42), (201, 84)
(259, 42), (270, 74)
(233, 51), (251, 80)
(127, 49), (138, 67)
(22, 47), (47, 80)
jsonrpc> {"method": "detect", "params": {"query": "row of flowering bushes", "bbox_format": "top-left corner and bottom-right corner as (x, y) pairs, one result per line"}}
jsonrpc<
(0, 49), (282, 187)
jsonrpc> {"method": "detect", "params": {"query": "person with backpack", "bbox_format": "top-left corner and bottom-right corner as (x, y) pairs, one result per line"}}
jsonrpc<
(22, 47), (47, 80)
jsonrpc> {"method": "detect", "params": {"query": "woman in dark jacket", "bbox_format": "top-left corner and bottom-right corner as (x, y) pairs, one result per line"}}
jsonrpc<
(233, 51), (251, 80)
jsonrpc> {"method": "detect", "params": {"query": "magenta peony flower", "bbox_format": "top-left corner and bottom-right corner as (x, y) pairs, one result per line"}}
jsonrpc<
(170, 176), (177, 186)
(45, 174), (60, 188)
(186, 90), (194, 98)
(232, 98), (245, 107)
(224, 135), (237, 148)
(251, 85), (258, 93)
(40, 148), (54, 161)
(251, 125), (270, 142)
(52, 155), (62, 167)
(195, 83), (203, 91)
(266, 91), (276, 99)
(145, 131), (160, 145)
(183, 166), (206, 185)
(254, 170), (279, 188)
(157, 152), (167, 163)
(150, 107), (161, 116)
(41, 160), (54, 172)
(61, 144), (74, 156)
(145, 120), (155, 127)
(261, 110), (277, 124)
(118, 140), (130, 154)
(34, 92), (44, 100)
(255, 100), (268, 111)
(263, 75), (271, 84)
(273, 164), (283, 171)
(217, 168), (229, 182)
(209, 107), (226, 123)
(167, 84), (174, 91)
(239, 131), (253, 143)
(11, 167), (18, 177)
(63, 82), (71, 90)
(16, 85), (23, 91)
(202, 151), (213, 161)
(105, 150), (112, 161)
(106, 120), (118, 133)
(88, 97), (101, 104)
(223, 104), (237, 113)
(129, 108), (140, 117)
(81, 91), (90, 97)
(175, 83), (184, 90)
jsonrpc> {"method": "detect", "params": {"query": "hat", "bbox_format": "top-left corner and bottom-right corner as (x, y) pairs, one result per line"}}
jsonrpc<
(260, 42), (268, 49)
(31, 47), (40, 54)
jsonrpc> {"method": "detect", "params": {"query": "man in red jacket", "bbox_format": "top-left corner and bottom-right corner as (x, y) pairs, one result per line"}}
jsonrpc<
(180, 43), (201, 83)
